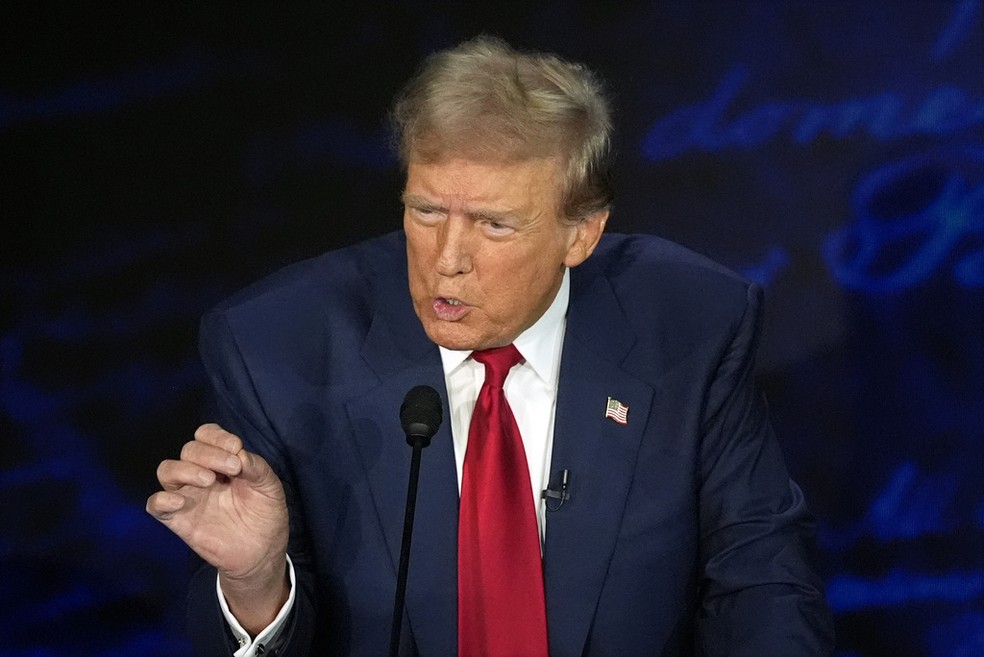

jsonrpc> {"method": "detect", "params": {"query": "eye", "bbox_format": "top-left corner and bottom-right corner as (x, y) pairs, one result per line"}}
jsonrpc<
(410, 206), (444, 224)
(480, 218), (515, 237)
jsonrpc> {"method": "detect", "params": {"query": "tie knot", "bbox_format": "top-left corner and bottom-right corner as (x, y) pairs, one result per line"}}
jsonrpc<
(472, 344), (523, 388)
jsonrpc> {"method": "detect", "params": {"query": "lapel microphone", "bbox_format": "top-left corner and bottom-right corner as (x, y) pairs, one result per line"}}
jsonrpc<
(390, 385), (443, 657)
(542, 468), (571, 512)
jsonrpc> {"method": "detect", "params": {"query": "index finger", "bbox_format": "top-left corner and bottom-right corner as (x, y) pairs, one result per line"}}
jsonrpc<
(193, 423), (243, 454)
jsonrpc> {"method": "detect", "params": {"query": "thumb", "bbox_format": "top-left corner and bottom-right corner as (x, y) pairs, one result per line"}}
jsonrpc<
(235, 448), (276, 485)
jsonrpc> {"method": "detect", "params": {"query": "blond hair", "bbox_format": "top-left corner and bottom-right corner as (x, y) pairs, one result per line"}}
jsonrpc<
(390, 36), (613, 221)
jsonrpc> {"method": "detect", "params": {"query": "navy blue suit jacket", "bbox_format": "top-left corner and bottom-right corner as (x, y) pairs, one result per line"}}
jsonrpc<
(187, 231), (834, 656)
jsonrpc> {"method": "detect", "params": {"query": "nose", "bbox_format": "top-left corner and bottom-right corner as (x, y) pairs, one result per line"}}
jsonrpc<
(435, 215), (473, 276)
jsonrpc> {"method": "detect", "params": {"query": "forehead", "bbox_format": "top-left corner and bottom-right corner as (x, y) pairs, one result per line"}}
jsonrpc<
(404, 156), (563, 210)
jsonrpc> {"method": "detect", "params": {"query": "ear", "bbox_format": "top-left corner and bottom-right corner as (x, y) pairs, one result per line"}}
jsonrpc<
(563, 209), (609, 268)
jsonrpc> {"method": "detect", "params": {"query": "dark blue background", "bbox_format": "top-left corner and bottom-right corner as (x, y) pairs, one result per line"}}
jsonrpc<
(1, 3), (981, 655)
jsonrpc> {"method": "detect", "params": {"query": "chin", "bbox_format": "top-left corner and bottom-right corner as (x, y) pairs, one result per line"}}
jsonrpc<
(426, 326), (518, 352)
(421, 322), (477, 351)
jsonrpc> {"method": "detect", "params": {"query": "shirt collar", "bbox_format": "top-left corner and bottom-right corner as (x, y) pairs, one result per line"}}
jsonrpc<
(439, 268), (570, 385)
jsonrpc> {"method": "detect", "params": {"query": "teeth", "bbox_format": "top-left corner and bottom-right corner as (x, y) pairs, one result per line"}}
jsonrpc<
(446, 299), (461, 306)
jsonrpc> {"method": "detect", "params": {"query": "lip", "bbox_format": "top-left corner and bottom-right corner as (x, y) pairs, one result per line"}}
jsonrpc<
(432, 297), (471, 321)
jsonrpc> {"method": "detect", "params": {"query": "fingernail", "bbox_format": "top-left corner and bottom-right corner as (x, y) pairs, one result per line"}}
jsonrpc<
(226, 455), (241, 471)
(199, 470), (214, 485)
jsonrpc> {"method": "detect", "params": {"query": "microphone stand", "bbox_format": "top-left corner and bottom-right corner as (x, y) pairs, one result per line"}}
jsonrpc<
(391, 384), (440, 657)
(389, 435), (426, 657)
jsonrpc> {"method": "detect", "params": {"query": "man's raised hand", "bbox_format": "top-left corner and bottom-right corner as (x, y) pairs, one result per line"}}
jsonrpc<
(147, 423), (290, 632)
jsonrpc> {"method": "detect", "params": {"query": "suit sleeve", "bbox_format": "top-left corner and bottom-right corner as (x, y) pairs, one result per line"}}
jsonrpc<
(695, 284), (835, 656)
(186, 308), (319, 657)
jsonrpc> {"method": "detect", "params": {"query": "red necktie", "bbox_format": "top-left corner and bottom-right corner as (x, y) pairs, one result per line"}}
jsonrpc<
(458, 344), (549, 657)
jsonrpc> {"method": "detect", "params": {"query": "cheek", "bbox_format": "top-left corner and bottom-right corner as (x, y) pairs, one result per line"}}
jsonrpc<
(485, 259), (546, 305)
(405, 229), (432, 276)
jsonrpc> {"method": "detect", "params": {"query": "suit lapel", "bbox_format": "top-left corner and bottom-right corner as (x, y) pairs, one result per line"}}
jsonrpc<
(544, 267), (655, 657)
(343, 243), (459, 656)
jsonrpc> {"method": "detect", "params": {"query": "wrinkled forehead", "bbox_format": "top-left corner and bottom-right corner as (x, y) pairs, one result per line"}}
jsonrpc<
(404, 148), (566, 211)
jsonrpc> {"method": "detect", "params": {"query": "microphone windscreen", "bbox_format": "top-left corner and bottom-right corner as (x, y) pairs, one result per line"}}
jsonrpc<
(400, 385), (442, 444)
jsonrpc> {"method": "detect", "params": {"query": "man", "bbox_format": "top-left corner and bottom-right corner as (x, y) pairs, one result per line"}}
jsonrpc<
(147, 36), (834, 656)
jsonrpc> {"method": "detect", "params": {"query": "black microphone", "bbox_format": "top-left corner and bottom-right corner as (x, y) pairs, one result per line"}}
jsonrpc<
(541, 468), (571, 512)
(390, 385), (443, 657)
(399, 385), (442, 448)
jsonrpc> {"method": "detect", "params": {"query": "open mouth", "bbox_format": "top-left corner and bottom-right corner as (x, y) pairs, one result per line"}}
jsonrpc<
(433, 297), (470, 320)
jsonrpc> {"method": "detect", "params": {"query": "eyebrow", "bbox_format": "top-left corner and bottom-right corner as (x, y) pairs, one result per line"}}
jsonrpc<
(401, 193), (521, 223)
(401, 193), (440, 210)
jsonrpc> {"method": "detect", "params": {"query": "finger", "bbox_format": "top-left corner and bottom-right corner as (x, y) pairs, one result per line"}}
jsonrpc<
(180, 440), (243, 477)
(157, 459), (217, 491)
(194, 423), (244, 454)
(145, 490), (188, 520)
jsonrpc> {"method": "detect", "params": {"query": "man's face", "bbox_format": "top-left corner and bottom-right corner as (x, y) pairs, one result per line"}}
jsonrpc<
(403, 156), (607, 351)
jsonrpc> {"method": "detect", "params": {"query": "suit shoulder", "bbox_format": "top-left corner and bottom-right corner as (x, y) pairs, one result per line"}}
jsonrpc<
(591, 232), (754, 304)
(577, 234), (761, 378)
(198, 231), (408, 393)
(206, 231), (406, 322)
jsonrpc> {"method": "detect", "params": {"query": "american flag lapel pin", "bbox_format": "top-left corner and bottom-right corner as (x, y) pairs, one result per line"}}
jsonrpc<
(605, 397), (629, 425)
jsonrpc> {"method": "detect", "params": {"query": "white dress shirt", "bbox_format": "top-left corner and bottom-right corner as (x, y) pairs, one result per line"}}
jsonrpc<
(221, 270), (570, 655)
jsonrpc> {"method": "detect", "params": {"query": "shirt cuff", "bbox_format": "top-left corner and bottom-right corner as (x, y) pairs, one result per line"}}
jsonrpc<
(216, 554), (297, 657)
